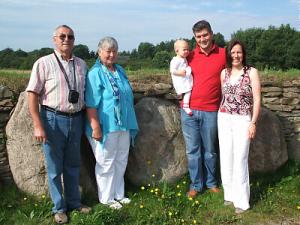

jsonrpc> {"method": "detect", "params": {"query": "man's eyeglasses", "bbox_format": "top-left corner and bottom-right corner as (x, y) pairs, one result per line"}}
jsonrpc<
(55, 34), (75, 41)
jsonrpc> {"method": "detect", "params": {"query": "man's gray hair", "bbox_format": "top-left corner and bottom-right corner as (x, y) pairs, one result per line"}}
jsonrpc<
(53, 25), (73, 37)
(97, 37), (118, 52)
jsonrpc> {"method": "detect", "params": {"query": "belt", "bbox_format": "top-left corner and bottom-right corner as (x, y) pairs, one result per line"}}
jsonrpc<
(41, 105), (83, 117)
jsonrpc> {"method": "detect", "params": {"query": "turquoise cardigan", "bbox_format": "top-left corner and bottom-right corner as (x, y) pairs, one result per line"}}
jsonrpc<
(85, 59), (138, 148)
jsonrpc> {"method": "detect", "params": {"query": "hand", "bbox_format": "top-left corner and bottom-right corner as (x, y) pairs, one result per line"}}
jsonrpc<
(92, 127), (102, 141)
(33, 126), (47, 144)
(248, 123), (256, 139)
(178, 69), (186, 77)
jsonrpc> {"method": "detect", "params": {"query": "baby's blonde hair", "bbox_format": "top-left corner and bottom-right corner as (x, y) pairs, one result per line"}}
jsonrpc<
(174, 39), (189, 52)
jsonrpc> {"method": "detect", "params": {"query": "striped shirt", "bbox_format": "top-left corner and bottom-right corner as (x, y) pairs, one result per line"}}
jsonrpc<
(26, 50), (87, 113)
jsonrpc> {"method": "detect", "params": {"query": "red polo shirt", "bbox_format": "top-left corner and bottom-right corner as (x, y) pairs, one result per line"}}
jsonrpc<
(187, 44), (226, 111)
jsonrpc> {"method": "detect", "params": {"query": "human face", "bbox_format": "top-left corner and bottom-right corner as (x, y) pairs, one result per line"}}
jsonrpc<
(98, 47), (118, 68)
(194, 28), (213, 52)
(53, 27), (75, 57)
(176, 42), (190, 58)
(230, 44), (244, 68)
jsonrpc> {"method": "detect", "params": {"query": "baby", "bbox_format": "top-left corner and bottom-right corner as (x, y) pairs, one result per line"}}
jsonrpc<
(170, 39), (193, 116)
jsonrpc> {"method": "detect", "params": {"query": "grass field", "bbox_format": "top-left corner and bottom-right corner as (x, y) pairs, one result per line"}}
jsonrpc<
(0, 68), (299, 96)
(0, 161), (299, 225)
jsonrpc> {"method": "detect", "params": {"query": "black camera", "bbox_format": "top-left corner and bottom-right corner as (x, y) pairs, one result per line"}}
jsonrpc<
(68, 90), (79, 103)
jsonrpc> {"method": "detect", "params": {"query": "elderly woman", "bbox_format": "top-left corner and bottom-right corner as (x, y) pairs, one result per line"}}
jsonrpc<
(218, 40), (261, 214)
(85, 37), (138, 209)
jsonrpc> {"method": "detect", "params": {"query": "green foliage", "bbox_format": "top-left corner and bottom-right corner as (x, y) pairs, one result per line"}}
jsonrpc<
(1, 24), (299, 71)
(137, 42), (155, 59)
(231, 24), (299, 70)
(213, 32), (226, 47)
(73, 44), (91, 60)
(0, 161), (299, 225)
(152, 51), (172, 69)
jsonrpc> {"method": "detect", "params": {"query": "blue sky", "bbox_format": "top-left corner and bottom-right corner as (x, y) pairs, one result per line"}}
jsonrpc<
(0, 0), (299, 52)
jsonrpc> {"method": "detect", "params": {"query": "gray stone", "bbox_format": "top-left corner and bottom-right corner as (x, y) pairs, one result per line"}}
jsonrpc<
(263, 92), (282, 97)
(283, 87), (300, 93)
(283, 92), (299, 98)
(262, 97), (280, 104)
(249, 107), (288, 173)
(6, 92), (95, 196)
(287, 137), (300, 160)
(6, 92), (48, 195)
(0, 86), (13, 99)
(261, 87), (283, 92)
(127, 97), (187, 186)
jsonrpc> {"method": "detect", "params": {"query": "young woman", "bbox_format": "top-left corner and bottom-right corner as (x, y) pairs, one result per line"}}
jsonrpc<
(218, 40), (261, 214)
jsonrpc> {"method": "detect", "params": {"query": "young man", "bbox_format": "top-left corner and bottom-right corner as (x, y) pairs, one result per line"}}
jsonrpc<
(27, 25), (91, 224)
(181, 20), (226, 198)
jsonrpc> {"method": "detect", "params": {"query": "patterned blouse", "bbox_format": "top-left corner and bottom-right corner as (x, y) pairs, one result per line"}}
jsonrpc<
(219, 67), (253, 115)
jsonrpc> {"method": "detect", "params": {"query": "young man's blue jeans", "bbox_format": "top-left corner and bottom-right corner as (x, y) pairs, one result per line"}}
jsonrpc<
(40, 108), (83, 213)
(181, 109), (218, 192)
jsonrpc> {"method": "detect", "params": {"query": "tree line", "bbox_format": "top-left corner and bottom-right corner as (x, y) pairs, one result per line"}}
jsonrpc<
(0, 24), (298, 71)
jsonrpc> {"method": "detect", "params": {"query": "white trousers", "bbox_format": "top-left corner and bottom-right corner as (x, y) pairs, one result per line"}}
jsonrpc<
(218, 112), (251, 210)
(88, 131), (130, 204)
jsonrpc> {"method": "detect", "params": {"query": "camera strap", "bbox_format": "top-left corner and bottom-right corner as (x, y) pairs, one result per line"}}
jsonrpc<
(53, 52), (77, 91)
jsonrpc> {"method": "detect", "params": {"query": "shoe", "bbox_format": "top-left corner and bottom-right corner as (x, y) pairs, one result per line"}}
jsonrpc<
(224, 200), (233, 206)
(77, 205), (92, 214)
(117, 197), (131, 204)
(186, 189), (198, 198)
(235, 208), (246, 214)
(54, 212), (68, 224)
(209, 187), (220, 193)
(105, 200), (122, 210)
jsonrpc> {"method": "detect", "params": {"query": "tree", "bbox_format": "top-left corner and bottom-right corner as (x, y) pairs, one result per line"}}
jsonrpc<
(137, 42), (155, 59)
(152, 51), (171, 69)
(73, 44), (90, 59)
(231, 28), (264, 68)
(213, 33), (226, 47)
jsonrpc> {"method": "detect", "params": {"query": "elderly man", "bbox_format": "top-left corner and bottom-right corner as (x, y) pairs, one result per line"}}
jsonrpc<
(182, 20), (226, 198)
(27, 25), (90, 224)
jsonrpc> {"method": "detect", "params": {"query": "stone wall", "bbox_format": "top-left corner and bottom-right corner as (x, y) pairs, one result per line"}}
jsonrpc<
(0, 86), (14, 185)
(261, 78), (300, 160)
(0, 76), (299, 186)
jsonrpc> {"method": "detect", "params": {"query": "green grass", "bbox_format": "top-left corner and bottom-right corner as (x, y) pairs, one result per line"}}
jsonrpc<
(0, 69), (30, 98)
(1, 161), (299, 225)
(0, 68), (299, 97)
(260, 68), (300, 79)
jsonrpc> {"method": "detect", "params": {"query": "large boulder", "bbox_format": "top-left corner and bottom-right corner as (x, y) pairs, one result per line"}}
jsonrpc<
(5, 92), (289, 196)
(5, 92), (96, 196)
(249, 107), (288, 173)
(6, 92), (47, 195)
(127, 97), (188, 186)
